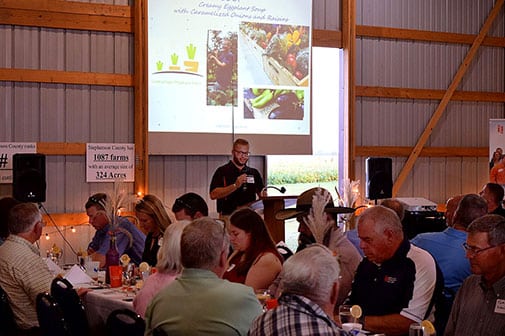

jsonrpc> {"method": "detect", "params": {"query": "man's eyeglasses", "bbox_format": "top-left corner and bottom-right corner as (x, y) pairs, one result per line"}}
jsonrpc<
(234, 150), (250, 156)
(462, 242), (498, 256)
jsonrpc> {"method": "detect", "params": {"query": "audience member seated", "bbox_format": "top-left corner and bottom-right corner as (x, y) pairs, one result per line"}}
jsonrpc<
(443, 195), (464, 227)
(445, 214), (505, 335)
(347, 205), (438, 336)
(275, 187), (361, 306)
(133, 220), (189, 317)
(411, 194), (487, 334)
(223, 208), (283, 291)
(135, 194), (172, 266)
(0, 196), (20, 245)
(346, 198), (405, 256)
(144, 217), (262, 336)
(249, 244), (348, 336)
(0, 203), (55, 332)
(412, 194), (486, 295)
(86, 193), (146, 267)
(479, 182), (505, 217)
(171, 192), (208, 221)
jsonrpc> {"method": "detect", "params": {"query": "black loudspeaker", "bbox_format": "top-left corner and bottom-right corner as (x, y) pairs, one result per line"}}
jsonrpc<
(13, 153), (46, 203)
(366, 157), (393, 200)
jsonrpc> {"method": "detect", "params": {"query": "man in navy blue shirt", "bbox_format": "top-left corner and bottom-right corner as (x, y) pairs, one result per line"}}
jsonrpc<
(347, 206), (437, 335)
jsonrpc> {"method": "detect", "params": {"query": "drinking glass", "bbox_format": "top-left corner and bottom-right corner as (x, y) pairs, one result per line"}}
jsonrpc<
(255, 289), (272, 311)
(109, 265), (123, 288)
(409, 323), (426, 336)
(338, 305), (354, 324)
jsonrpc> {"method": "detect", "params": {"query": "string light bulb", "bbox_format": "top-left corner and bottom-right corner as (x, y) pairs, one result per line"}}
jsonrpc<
(71, 226), (76, 233)
(45, 233), (50, 240)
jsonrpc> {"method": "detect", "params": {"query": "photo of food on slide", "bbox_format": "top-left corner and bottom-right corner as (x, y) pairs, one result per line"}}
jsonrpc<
(244, 88), (304, 120)
(239, 22), (310, 87)
(207, 30), (238, 107)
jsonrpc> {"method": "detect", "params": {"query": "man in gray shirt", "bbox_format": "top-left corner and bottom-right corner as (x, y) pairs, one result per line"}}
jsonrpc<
(144, 217), (262, 335)
(444, 214), (505, 335)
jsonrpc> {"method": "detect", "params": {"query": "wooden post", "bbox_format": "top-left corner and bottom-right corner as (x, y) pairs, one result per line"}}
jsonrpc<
(134, 0), (148, 196)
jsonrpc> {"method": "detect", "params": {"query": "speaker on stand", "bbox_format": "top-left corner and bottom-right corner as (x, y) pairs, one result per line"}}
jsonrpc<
(365, 157), (393, 201)
(12, 153), (47, 203)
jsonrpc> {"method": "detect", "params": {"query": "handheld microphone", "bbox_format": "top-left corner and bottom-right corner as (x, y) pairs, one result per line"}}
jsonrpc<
(241, 167), (249, 191)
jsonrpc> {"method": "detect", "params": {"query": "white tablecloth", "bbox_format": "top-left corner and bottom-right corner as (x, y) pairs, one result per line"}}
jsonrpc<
(83, 287), (135, 336)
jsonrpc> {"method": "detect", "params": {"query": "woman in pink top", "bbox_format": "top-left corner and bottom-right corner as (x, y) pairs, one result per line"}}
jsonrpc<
(133, 220), (190, 317)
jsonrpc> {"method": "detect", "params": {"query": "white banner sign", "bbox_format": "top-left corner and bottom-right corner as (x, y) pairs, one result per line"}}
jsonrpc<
(0, 142), (37, 184)
(86, 143), (135, 182)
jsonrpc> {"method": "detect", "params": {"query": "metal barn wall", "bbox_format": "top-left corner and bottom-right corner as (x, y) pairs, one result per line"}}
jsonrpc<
(0, 0), (135, 261)
(1, 0), (503, 223)
(354, 0), (505, 204)
(0, 0), (134, 214)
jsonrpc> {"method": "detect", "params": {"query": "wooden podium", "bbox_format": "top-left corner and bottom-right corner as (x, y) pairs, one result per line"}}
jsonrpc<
(261, 194), (298, 243)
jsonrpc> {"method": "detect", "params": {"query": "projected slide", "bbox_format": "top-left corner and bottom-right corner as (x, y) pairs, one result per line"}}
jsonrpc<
(148, 0), (312, 140)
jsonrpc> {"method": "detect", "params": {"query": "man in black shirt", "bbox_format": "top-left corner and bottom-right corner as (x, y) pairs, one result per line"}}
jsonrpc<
(209, 138), (264, 216)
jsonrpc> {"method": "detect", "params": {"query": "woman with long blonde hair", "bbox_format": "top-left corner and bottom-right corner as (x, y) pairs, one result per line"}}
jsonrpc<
(135, 194), (172, 266)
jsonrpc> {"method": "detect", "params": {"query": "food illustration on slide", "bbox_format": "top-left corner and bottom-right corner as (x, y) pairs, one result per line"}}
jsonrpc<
(153, 43), (201, 74)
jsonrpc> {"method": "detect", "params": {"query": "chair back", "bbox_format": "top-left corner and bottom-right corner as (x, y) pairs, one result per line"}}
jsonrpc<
(36, 292), (70, 336)
(106, 309), (145, 336)
(51, 277), (89, 336)
(0, 284), (18, 334)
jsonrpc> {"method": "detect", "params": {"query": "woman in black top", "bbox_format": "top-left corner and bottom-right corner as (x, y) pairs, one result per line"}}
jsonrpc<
(135, 194), (172, 266)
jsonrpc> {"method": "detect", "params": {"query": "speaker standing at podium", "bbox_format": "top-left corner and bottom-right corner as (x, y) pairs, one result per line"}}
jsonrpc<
(210, 138), (264, 216)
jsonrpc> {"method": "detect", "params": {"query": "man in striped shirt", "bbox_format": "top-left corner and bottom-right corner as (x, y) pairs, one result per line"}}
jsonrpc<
(0, 202), (53, 331)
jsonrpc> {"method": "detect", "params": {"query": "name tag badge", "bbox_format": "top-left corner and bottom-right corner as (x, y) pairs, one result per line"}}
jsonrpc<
(246, 175), (255, 184)
(499, 168), (504, 173)
(495, 299), (505, 314)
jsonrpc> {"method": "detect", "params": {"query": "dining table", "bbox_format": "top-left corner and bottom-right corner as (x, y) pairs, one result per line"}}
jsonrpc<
(81, 285), (136, 336)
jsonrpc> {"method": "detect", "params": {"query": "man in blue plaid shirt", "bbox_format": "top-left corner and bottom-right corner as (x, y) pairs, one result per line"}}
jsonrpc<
(248, 244), (349, 336)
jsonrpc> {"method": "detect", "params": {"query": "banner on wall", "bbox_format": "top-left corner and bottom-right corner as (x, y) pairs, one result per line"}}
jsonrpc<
(86, 143), (135, 182)
(489, 119), (505, 166)
(489, 120), (505, 185)
(0, 142), (37, 184)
